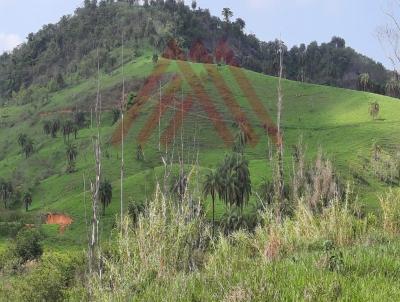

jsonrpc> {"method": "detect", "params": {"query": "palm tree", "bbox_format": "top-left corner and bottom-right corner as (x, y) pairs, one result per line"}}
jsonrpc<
(359, 73), (370, 91)
(203, 170), (219, 237)
(51, 119), (60, 138)
(235, 18), (246, 31)
(216, 153), (252, 211)
(222, 7), (233, 23)
(17, 133), (28, 148)
(386, 78), (400, 98)
(66, 144), (78, 173)
(23, 192), (33, 212)
(99, 180), (113, 216)
(43, 121), (52, 136)
(233, 127), (251, 154)
(0, 181), (13, 208)
(136, 144), (145, 161)
(73, 111), (86, 129)
(23, 138), (34, 158)
(369, 101), (380, 120)
(63, 120), (74, 142)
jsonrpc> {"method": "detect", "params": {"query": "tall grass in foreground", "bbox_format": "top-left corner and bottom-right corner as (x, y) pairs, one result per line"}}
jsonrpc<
(83, 171), (400, 301)
(88, 182), (210, 301)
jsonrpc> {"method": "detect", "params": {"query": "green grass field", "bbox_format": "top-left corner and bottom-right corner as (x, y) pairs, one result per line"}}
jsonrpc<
(1, 54), (400, 249)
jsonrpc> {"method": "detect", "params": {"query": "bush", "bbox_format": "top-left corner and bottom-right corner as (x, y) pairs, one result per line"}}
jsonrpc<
(6, 252), (85, 302)
(0, 222), (24, 237)
(89, 182), (210, 300)
(14, 228), (43, 263)
(380, 189), (400, 235)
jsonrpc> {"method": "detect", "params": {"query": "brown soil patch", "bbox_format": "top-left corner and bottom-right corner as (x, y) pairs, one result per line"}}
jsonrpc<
(45, 213), (73, 234)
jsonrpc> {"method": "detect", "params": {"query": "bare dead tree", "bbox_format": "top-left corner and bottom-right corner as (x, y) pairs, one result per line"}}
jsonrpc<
(120, 32), (126, 230)
(89, 49), (102, 275)
(159, 80), (162, 152)
(275, 40), (285, 217)
(378, 1), (400, 72)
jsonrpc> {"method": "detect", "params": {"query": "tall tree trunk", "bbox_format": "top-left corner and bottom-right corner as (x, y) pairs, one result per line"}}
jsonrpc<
(276, 41), (285, 220)
(212, 197), (215, 238)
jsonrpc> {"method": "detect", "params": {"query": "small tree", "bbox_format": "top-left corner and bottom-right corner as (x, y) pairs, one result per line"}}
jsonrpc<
(222, 7), (233, 23)
(136, 144), (145, 161)
(359, 73), (370, 91)
(23, 192), (33, 212)
(73, 111), (86, 129)
(23, 138), (34, 158)
(43, 121), (52, 136)
(233, 126), (250, 154)
(18, 133), (28, 149)
(369, 101), (380, 120)
(112, 108), (121, 125)
(62, 120), (74, 142)
(191, 0), (197, 10)
(14, 228), (43, 263)
(66, 144), (78, 173)
(99, 180), (113, 216)
(0, 180), (13, 208)
(152, 53), (159, 65)
(235, 18), (246, 32)
(51, 119), (60, 138)
(203, 170), (219, 238)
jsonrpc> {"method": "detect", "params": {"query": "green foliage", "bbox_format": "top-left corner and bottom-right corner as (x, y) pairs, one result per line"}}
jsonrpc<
(0, 222), (24, 237)
(215, 153), (252, 210)
(14, 228), (43, 263)
(88, 183), (209, 300)
(23, 191), (33, 211)
(2, 252), (85, 302)
(100, 179), (113, 215)
(65, 143), (78, 173)
(0, 1), (389, 104)
(136, 144), (145, 161)
(379, 189), (400, 235)
(111, 107), (121, 124)
(369, 101), (380, 120)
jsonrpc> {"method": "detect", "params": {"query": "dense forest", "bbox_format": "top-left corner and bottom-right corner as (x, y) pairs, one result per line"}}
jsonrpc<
(0, 0), (393, 105)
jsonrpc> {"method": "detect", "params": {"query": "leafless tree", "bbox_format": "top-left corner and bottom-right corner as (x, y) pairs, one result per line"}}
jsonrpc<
(378, 1), (400, 72)
(120, 32), (126, 230)
(89, 49), (102, 276)
(275, 40), (285, 218)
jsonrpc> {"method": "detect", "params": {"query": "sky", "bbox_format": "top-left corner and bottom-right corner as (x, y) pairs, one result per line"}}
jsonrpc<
(0, 0), (394, 68)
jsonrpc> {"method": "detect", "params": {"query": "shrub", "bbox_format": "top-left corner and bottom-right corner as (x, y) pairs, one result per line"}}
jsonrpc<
(89, 182), (210, 300)
(14, 228), (43, 263)
(379, 189), (400, 235)
(9, 252), (85, 302)
(0, 222), (24, 237)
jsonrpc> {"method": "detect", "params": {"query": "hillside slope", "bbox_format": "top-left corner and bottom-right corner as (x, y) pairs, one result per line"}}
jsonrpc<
(0, 1), (389, 105)
(0, 53), (399, 248)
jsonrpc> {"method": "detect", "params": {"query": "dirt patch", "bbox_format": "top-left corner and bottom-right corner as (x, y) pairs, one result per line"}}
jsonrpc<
(45, 213), (73, 234)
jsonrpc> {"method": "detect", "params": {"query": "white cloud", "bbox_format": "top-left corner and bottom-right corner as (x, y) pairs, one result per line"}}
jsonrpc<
(0, 33), (23, 54)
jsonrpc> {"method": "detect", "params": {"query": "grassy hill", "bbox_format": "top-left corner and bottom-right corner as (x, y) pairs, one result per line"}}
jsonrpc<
(0, 53), (399, 250)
